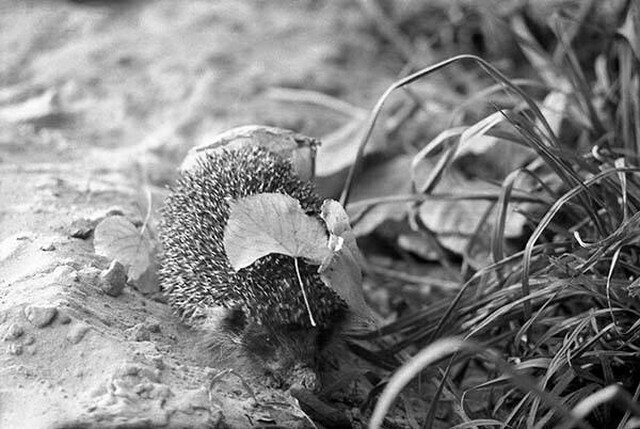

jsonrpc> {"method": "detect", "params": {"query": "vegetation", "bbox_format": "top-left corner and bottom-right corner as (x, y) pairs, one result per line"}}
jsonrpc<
(342, 2), (640, 428)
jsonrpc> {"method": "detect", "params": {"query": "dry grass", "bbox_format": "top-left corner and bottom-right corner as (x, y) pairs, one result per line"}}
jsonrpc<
(347, 2), (640, 428)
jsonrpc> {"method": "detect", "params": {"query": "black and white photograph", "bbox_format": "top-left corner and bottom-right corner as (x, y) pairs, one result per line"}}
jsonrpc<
(1, 1), (639, 428)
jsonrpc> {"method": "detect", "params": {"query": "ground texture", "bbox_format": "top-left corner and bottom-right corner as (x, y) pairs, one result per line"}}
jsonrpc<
(0, 1), (395, 427)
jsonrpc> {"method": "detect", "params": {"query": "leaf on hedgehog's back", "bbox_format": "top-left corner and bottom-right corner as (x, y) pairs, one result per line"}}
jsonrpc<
(225, 194), (377, 323)
(223, 193), (331, 271)
(94, 216), (153, 282)
(319, 200), (377, 324)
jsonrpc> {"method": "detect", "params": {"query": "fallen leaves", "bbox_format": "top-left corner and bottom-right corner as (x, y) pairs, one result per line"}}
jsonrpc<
(342, 130), (540, 269)
(319, 200), (372, 320)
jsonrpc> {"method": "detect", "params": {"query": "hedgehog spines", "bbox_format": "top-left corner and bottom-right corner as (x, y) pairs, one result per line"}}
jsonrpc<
(159, 146), (345, 328)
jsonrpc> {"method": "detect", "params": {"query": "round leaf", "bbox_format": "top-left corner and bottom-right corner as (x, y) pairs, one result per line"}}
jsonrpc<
(93, 216), (153, 282)
(223, 193), (330, 271)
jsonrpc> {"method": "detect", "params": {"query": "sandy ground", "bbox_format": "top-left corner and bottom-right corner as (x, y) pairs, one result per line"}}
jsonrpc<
(0, 1), (400, 427)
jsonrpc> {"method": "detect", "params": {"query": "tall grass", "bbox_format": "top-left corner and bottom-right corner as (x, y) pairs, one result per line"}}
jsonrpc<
(347, 2), (640, 428)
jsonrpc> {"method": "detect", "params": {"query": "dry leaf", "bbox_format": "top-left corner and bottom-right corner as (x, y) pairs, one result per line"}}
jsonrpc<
(349, 155), (413, 237)
(93, 216), (153, 282)
(319, 200), (374, 321)
(316, 114), (386, 177)
(418, 172), (527, 257)
(181, 125), (317, 181)
(223, 193), (330, 271)
(320, 199), (359, 259)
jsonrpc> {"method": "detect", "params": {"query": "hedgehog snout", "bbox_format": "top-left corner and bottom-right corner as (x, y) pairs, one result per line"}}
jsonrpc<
(289, 364), (320, 391)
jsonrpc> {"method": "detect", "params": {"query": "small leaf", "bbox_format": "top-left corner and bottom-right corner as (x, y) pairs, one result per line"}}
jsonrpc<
(223, 193), (330, 271)
(319, 200), (375, 322)
(94, 216), (153, 282)
(321, 199), (360, 258)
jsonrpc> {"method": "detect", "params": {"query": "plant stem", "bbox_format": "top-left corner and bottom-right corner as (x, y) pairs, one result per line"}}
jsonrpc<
(294, 257), (316, 327)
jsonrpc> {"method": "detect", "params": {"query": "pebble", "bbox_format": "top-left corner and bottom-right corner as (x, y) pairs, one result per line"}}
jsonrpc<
(41, 243), (56, 252)
(148, 354), (165, 370)
(126, 323), (150, 341)
(66, 322), (90, 344)
(177, 387), (210, 412)
(67, 218), (94, 239)
(3, 323), (24, 341)
(58, 311), (72, 324)
(89, 383), (107, 399)
(51, 265), (78, 284)
(0, 233), (30, 261)
(35, 176), (63, 190)
(99, 260), (127, 297)
(58, 258), (78, 268)
(8, 343), (22, 356)
(144, 318), (160, 333)
(112, 379), (134, 398)
(38, 238), (56, 251)
(77, 266), (100, 286)
(87, 207), (127, 224)
(24, 305), (57, 328)
(120, 363), (141, 377)
(150, 369), (162, 383)
(153, 383), (172, 400)
(134, 382), (151, 395)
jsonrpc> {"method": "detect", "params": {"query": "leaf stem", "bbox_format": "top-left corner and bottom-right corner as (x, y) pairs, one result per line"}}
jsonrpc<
(294, 257), (316, 327)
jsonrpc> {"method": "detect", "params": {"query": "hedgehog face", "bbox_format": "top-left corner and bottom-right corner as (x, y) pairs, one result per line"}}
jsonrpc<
(243, 323), (321, 390)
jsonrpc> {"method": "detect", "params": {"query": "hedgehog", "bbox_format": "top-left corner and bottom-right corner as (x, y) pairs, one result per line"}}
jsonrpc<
(158, 145), (347, 389)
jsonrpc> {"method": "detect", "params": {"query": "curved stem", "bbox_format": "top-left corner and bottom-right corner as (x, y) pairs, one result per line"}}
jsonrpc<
(339, 54), (560, 207)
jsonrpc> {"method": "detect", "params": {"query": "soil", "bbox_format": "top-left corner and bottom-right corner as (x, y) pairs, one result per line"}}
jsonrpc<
(0, 1), (397, 428)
